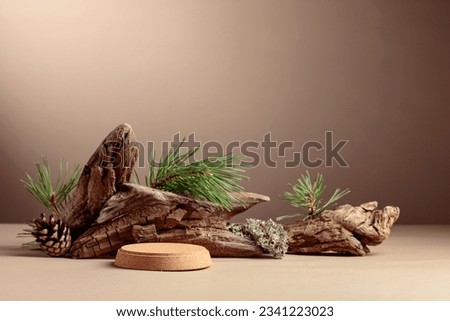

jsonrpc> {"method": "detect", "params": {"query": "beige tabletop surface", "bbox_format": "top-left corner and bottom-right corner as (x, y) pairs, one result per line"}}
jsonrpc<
(1, 224), (449, 301)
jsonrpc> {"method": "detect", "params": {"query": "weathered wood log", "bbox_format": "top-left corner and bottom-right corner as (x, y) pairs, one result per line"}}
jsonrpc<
(61, 124), (138, 234)
(284, 202), (400, 256)
(71, 184), (269, 258)
(63, 123), (399, 259)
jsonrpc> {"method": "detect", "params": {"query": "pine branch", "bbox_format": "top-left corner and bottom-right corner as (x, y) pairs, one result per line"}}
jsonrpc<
(131, 169), (141, 185)
(277, 171), (350, 221)
(145, 140), (247, 210)
(21, 157), (81, 215)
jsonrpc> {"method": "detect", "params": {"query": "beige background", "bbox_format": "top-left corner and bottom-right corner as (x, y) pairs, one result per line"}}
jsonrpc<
(1, 0), (449, 224)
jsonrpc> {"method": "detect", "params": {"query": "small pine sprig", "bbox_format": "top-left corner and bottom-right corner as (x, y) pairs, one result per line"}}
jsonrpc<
(276, 171), (350, 221)
(146, 140), (247, 210)
(21, 157), (81, 215)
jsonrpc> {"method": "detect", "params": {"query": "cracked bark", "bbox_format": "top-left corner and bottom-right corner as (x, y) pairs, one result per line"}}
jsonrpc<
(70, 184), (269, 258)
(61, 123), (138, 235)
(63, 123), (399, 259)
(284, 202), (400, 255)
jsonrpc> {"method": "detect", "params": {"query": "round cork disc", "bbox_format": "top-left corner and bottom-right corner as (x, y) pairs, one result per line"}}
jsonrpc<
(114, 243), (212, 271)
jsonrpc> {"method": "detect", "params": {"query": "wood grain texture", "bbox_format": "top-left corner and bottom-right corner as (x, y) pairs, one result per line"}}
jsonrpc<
(71, 184), (269, 258)
(285, 202), (400, 256)
(63, 123), (399, 259)
(61, 123), (138, 234)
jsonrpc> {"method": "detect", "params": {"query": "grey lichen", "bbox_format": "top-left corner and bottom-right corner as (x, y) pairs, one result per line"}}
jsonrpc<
(229, 218), (288, 259)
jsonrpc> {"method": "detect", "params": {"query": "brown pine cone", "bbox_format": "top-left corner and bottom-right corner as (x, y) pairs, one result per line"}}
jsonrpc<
(30, 213), (72, 257)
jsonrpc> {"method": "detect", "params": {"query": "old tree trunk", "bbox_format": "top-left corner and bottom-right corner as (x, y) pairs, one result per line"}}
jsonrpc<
(62, 124), (399, 258)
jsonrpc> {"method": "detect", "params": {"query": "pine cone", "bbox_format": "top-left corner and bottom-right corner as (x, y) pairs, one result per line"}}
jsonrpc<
(30, 213), (72, 257)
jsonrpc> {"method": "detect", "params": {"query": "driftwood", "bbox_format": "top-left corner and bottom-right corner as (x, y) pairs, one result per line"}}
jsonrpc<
(285, 202), (400, 255)
(62, 123), (399, 258)
(71, 184), (269, 258)
(61, 123), (138, 234)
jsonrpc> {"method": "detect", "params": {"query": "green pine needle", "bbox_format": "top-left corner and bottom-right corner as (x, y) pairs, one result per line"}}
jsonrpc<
(131, 169), (141, 185)
(277, 171), (350, 221)
(22, 157), (81, 214)
(146, 140), (247, 210)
